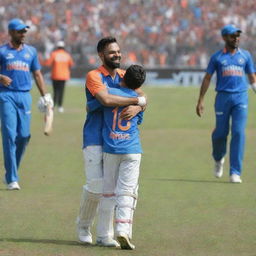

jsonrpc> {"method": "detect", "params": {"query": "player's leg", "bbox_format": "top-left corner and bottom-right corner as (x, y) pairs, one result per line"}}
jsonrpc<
(0, 92), (20, 189)
(115, 154), (141, 250)
(52, 80), (58, 107)
(229, 92), (248, 182)
(212, 92), (231, 177)
(16, 92), (31, 170)
(77, 146), (103, 244)
(57, 80), (65, 109)
(96, 152), (120, 247)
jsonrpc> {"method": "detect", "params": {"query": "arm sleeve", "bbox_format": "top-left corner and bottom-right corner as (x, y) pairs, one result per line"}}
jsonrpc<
(31, 49), (41, 72)
(205, 55), (216, 75)
(245, 51), (255, 74)
(86, 71), (106, 96)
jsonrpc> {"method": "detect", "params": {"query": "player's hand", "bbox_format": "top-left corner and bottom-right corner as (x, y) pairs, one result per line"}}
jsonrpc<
(37, 93), (54, 112)
(196, 100), (204, 117)
(120, 105), (142, 120)
(0, 74), (12, 87)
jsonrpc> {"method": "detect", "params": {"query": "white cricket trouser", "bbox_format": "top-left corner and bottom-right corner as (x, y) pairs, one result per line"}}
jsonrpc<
(77, 146), (115, 238)
(83, 146), (103, 193)
(103, 153), (141, 238)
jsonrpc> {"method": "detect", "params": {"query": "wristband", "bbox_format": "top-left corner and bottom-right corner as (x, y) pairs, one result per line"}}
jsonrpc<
(137, 96), (147, 106)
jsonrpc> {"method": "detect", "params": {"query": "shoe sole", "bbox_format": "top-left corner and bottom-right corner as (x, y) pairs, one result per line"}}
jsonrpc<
(78, 237), (92, 245)
(7, 186), (20, 190)
(117, 236), (135, 250)
(96, 241), (119, 248)
(230, 180), (242, 183)
(78, 240), (93, 245)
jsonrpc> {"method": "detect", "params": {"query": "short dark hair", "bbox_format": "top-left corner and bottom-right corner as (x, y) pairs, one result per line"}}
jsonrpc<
(97, 37), (117, 53)
(123, 65), (146, 90)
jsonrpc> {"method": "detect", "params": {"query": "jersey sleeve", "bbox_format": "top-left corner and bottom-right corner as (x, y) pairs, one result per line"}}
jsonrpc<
(30, 48), (41, 72)
(86, 70), (106, 96)
(206, 54), (217, 75)
(245, 51), (255, 74)
(87, 98), (103, 112)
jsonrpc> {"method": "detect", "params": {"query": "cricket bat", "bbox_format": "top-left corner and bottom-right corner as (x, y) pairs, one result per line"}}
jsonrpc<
(44, 104), (54, 136)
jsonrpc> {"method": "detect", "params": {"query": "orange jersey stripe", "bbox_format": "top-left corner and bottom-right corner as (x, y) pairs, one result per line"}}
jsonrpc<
(86, 69), (106, 96)
(86, 66), (125, 96)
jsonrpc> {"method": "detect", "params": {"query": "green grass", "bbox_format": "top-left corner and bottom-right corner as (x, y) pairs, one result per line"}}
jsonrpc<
(1, 86), (256, 256)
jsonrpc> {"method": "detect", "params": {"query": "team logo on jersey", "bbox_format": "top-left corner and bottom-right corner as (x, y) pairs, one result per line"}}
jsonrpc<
(221, 59), (228, 66)
(24, 53), (31, 59)
(6, 53), (14, 59)
(238, 58), (245, 64)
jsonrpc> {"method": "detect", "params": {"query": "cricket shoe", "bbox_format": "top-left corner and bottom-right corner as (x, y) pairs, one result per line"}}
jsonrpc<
(78, 227), (92, 244)
(58, 107), (64, 113)
(116, 232), (135, 250)
(230, 174), (242, 183)
(7, 181), (20, 190)
(214, 157), (225, 178)
(96, 237), (120, 247)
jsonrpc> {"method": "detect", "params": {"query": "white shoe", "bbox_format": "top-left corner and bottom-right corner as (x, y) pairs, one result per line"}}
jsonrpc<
(117, 232), (135, 250)
(58, 107), (64, 113)
(7, 181), (20, 190)
(96, 237), (120, 247)
(78, 227), (92, 244)
(230, 174), (242, 183)
(214, 157), (225, 178)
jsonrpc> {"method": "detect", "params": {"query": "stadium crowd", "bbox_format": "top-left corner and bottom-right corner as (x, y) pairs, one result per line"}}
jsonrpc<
(0, 0), (256, 68)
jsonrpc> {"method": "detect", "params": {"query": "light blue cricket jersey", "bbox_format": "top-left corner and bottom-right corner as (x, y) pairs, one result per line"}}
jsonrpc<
(83, 66), (125, 148)
(102, 87), (143, 154)
(0, 43), (41, 91)
(206, 48), (255, 93)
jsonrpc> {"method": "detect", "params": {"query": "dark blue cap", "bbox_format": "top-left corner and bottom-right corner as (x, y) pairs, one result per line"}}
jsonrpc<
(8, 18), (30, 31)
(221, 24), (242, 36)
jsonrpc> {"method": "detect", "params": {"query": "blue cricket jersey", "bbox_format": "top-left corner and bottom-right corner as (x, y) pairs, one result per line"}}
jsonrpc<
(0, 43), (41, 91)
(102, 87), (143, 154)
(206, 48), (255, 93)
(83, 66), (125, 148)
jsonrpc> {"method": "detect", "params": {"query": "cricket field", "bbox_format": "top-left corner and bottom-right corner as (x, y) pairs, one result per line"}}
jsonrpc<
(0, 86), (256, 256)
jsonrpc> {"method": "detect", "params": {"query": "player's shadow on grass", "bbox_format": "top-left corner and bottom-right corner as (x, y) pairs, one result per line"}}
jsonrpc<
(0, 238), (95, 247)
(150, 178), (230, 184)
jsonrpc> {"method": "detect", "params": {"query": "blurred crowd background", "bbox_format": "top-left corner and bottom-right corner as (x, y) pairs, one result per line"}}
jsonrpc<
(0, 0), (256, 69)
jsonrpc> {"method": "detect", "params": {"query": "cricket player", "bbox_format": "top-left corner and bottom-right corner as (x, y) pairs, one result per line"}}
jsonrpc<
(196, 24), (256, 183)
(101, 64), (146, 250)
(0, 18), (53, 190)
(77, 37), (146, 247)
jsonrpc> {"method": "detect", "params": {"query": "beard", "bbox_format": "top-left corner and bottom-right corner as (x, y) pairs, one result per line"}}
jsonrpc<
(227, 40), (239, 49)
(104, 56), (121, 69)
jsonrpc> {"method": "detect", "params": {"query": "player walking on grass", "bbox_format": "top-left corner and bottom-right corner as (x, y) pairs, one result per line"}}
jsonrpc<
(0, 18), (53, 190)
(196, 24), (256, 183)
(77, 37), (146, 247)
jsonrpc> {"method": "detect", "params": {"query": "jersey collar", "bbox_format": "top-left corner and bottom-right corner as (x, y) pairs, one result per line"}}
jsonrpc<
(98, 65), (125, 78)
(223, 47), (241, 54)
(8, 42), (24, 51)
